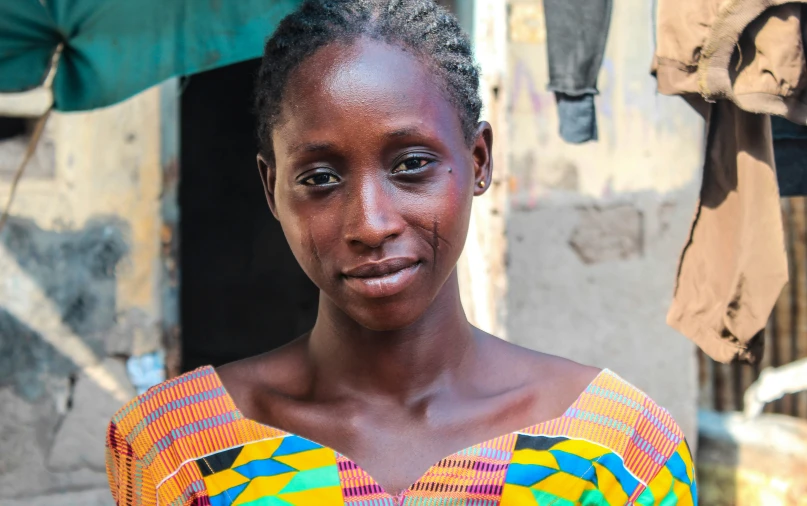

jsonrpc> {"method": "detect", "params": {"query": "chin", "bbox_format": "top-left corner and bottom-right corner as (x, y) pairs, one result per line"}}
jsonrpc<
(347, 302), (426, 331)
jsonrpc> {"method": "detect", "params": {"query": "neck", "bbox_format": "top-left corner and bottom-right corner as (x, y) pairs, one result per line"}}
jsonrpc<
(307, 270), (477, 404)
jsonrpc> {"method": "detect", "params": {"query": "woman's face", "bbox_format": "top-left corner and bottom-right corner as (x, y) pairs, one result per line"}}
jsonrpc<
(259, 37), (492, 331)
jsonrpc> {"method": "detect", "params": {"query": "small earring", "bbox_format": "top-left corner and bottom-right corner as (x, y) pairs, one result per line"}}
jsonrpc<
(478, 180), (486, 188)
(448, 167), (453, 173)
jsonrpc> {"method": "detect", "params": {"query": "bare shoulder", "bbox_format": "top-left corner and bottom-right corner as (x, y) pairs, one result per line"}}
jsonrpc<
(521, 349), (602, 397)
(475, 330), (601, 414)
(215, 336), (312, 413)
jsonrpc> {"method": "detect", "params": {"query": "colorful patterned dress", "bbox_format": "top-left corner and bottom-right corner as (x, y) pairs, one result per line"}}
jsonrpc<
(106, 367), (696, 505)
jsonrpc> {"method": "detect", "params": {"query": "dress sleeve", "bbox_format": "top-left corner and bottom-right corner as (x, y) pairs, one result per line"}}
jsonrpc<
(106, 420), (158, 506)
(634, 439), (697, 505)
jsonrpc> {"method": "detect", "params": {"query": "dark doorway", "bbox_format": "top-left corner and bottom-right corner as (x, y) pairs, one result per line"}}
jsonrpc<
(179, 59), (319, 371)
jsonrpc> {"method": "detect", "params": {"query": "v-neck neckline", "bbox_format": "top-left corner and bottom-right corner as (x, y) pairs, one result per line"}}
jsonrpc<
(207, 366), (607, 501)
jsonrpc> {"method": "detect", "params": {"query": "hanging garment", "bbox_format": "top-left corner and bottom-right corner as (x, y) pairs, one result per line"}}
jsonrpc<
(654, 1), (807, 118)
(773, 116), (807, 197)
(543, 0), (612, 144)
(668, 100), (786, 363)
(653, 0), (807, 363)
(106, 367), (696, 506)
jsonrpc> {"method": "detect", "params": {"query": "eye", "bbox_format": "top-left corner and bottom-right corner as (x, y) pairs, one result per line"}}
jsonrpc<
(392, 156), (432, 174)
(301, 172), (339, 186)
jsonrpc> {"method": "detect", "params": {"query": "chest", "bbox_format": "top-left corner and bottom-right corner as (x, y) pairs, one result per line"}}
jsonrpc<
(258, 391), (549, 495)
(190, 431), (647, 506)
(144, 369), (680, 506)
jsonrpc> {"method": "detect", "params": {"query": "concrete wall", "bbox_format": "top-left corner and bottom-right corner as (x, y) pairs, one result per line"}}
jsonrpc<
(457, 0), (510, 337)
(504, 0), (703, 442)
(0, 89), (165, 503)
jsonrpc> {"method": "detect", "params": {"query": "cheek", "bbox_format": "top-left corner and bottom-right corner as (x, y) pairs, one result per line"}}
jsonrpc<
(407, 171), (474, 265)
(276, 196), (338, 284)
(442, 189), (474, 258)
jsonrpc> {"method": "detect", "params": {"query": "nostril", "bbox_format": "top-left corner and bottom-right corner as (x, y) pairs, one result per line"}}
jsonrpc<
(347, 230), (398, 250)
(342, 183), (405, 247)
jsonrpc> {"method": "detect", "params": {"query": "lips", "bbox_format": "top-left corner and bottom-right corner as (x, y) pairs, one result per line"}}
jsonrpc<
(341, 258), (421, 298)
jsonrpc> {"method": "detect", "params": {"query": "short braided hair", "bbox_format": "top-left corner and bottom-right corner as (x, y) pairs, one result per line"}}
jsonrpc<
(254, 0), (482, 155)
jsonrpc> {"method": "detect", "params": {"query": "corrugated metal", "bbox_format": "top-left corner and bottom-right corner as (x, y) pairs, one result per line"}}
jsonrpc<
(699, 197), (807, 418)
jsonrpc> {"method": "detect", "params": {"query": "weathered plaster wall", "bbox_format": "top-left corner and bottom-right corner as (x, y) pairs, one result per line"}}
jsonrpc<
(505, 0), (702, 442)
(456, 0), (509, 337)
(0, 88), (164, 502)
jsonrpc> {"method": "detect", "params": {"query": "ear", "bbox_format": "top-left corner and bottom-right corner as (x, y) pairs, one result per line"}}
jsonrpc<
(257, 153), (280, 220)
(471, 121), (493, 196)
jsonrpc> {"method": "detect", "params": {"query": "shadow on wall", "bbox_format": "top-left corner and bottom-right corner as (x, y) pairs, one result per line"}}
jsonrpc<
(0, 216), (129, 401)
(0, 308), (73, 401)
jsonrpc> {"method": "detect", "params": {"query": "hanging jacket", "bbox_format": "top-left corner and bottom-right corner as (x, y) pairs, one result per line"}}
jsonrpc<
(652, 0), (807, 363)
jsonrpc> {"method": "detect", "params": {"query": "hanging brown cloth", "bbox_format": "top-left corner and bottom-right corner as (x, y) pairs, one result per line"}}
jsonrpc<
(653, 0), (807, 363)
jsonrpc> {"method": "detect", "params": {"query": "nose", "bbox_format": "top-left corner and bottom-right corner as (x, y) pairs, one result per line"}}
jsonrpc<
(343, 177), (405, 250)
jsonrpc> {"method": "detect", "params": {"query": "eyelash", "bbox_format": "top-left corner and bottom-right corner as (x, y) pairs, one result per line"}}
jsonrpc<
(392, 155), (434, 174)
(298, 154), (436, 186)
(300, 172), (339, 186)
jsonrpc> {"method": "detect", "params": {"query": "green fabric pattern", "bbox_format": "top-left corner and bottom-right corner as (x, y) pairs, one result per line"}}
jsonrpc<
(0, 0), (300, 111)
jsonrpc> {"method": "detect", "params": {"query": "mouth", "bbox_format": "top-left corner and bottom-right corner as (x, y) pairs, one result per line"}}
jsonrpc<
(341, 258), (421, 298)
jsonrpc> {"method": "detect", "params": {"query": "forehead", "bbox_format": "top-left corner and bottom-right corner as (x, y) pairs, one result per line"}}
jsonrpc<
(274, 37), (463, 151)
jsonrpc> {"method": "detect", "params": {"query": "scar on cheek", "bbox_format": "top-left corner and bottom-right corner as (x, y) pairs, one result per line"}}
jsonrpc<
(421, 218), (454, 265)
(432, 219), (439, 264)
(415, 218), (451, 255)
(306, 229), (322, 265)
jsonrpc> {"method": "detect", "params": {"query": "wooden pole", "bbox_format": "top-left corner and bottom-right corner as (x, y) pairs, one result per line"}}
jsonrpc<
(0, 107), (52, 233)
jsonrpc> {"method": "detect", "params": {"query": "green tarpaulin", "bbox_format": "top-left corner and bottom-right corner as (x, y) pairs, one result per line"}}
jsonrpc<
(0, 0), (300, 111)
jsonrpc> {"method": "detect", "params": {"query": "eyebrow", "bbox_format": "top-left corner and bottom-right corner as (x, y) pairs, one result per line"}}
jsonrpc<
(288, 127), (426, 155)
(386, 127), (423, 138)
(289, 141), (336, 155)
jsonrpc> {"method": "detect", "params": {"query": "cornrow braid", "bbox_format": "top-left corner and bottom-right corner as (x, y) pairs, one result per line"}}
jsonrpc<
(254, 0), (482, 155)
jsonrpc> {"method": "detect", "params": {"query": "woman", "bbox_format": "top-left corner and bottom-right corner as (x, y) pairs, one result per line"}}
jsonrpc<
(106, 1), (696, 505)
